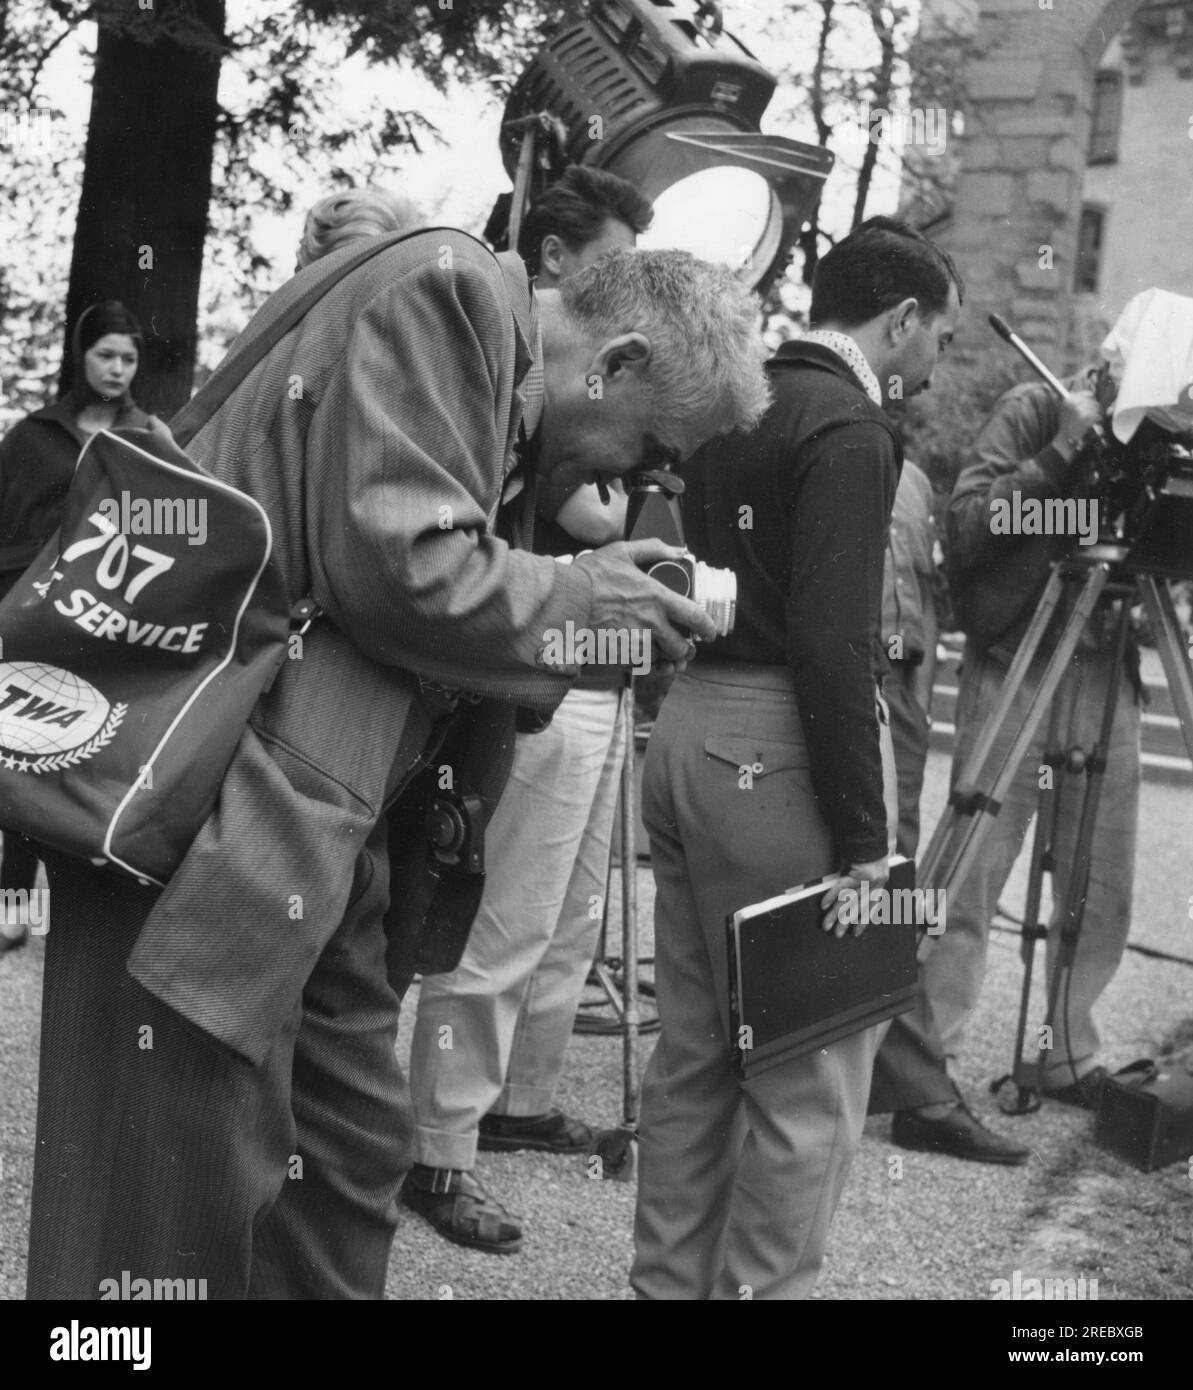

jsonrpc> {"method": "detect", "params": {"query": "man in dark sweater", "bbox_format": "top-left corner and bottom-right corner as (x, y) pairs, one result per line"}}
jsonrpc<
(632, 217), (962, 1299)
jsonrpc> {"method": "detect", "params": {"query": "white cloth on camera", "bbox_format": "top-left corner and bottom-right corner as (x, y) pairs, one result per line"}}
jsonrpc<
(1100, 287), (1193, 442)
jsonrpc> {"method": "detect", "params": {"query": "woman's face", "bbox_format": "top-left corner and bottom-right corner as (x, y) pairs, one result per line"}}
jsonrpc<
(83, 333), (139, 400)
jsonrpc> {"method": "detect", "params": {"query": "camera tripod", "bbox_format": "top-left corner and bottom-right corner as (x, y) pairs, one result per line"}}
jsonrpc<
(571, 682), (657, 1180)
(919, 545), (1193, 1113)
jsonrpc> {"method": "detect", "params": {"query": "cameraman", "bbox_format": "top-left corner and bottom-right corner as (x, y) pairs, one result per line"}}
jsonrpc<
(631, 217), (962, 1300)
(886, 363), (1138, 1158)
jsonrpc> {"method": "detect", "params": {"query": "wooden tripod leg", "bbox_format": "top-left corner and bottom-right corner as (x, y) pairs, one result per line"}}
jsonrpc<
(919, 566), (1069, 886)
(924, 562), (1112, 899)
(1139, 576), (1193, 769)
(1035, 596), (1132, 1093)
(618, 684), (640, 1130)
(1002, 694), (1070, 1103)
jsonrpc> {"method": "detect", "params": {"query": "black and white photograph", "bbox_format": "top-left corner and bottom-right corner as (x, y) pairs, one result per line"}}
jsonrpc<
(0, 0), (1190, 1348)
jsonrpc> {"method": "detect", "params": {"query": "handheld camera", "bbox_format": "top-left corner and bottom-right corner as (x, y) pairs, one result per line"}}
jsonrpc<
(625, 467), (738, 637)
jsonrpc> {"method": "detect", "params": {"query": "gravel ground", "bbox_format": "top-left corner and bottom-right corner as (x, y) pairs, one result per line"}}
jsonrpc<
(2, 748), (1191, 1302)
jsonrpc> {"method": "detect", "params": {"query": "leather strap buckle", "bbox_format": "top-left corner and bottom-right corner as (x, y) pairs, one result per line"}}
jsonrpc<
(289, 596), (320, 636)
(429, 1167), (456, 1195)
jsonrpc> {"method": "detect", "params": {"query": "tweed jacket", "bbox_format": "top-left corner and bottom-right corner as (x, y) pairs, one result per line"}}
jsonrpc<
(127, 229), (596, 1064)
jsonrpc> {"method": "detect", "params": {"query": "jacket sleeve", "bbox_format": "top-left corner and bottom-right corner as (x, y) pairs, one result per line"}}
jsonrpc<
(948, 386), (1072, 569)
(305, 253), (595, 705)
(785, 418), (896, 866)
(0, 418), (70, 575)
(0, 420), (27, 560)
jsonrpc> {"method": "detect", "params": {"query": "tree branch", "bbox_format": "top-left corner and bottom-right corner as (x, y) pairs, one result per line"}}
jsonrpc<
(852, 0), (895, 227)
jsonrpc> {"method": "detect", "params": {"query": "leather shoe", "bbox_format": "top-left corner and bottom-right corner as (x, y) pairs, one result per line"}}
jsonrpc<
(402, 1164), (523, 1255)
(478, 1109), (593, 1154)
(892, 1102), (1030, 1165)
(1042, 1065), (1109, 1111)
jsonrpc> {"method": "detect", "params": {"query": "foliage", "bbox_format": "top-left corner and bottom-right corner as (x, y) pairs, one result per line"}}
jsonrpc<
(0, 0), (565, 412)
(758, 1), (928, 282)
(751, 0), (971, 333)
(899, 350), (1027, 498)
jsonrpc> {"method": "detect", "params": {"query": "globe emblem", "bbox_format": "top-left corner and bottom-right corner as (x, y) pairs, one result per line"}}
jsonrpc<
(0, 662), (113, 757)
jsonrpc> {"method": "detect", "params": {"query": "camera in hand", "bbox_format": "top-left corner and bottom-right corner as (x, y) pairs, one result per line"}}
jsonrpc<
(625, 466), (738, 637)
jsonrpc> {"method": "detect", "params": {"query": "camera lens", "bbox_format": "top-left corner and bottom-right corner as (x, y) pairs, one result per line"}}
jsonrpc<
(647, 559), (694, 597)
(693, 561), (737, 637)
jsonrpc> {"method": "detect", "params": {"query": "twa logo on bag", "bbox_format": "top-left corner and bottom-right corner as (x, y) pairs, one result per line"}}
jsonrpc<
(0, 427), (291, 885)
(0, 662), (126, 769)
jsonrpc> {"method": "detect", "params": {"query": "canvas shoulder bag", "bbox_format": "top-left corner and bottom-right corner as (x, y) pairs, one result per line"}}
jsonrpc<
(0, 226), (453, 885)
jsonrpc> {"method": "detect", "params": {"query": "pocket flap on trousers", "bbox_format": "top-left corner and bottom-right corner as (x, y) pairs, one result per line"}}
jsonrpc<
(703, 734), (809, 775)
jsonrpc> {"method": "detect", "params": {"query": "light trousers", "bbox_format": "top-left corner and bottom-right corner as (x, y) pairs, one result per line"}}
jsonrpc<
(923, 640), (1140, 1084)
(410, 686), (623, 1170)
(632, 665), (889, 1301)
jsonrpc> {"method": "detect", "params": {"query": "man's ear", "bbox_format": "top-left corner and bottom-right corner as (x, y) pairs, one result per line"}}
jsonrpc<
(590, 332), (652, 382)
(540, 234), (566, 279)
(888, 297), (919, 342)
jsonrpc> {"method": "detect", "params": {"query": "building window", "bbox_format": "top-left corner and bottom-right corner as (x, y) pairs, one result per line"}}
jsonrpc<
(1088, 70), (1123, 164)
(1074, 206), (1104, 293)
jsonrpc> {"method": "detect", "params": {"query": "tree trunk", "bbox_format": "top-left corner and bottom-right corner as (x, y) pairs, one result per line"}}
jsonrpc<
(59, 0), (225, 416)
(852, 1), (895, 229)
(800, 0), (835, 287)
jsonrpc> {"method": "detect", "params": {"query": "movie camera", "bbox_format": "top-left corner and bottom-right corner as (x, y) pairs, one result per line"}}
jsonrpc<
(989, 313), (1193, 581)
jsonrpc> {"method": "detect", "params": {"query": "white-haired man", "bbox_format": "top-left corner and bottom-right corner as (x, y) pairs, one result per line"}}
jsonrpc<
(26, 230), (770, 1300)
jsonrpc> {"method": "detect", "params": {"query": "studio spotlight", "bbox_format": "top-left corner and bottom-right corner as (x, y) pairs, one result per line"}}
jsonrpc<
(492, 0), (833, 292)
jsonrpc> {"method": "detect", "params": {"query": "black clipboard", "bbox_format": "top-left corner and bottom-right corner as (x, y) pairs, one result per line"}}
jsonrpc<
(727, 856), (921, 1078)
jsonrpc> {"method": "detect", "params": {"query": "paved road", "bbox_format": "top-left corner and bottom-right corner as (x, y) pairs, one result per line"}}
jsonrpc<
(1, 739), (1190, 1301)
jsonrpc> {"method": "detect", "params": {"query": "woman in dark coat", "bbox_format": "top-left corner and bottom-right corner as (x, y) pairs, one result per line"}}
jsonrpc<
(0, 300), (150, 951)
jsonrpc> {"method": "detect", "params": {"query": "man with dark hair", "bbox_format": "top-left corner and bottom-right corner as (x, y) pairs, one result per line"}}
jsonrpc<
(632, 216), (962, 1299)
(519, 165), (654, 279)
(809, 214), (963, 329)
(403, 168), (653, 1255)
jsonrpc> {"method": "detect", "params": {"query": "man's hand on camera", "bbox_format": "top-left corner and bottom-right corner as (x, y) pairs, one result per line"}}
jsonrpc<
(1053, 391), (1103, 461)
(819, 856), (890, 937)
(572, 539), (717, 670)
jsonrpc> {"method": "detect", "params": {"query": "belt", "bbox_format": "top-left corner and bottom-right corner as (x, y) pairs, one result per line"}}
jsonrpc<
(687, 656), (794, 690)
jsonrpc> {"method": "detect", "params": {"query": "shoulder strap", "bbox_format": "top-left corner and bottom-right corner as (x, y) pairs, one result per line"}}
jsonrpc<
(171, 225), (461, 447)
(495, 249), (535, 349)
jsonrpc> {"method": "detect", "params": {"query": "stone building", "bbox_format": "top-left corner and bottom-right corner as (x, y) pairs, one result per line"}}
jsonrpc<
(908, 0), (1193, 370)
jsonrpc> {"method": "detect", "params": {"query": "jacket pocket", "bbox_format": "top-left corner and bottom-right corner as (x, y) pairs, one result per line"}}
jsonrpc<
(703, 734), (810, 777)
